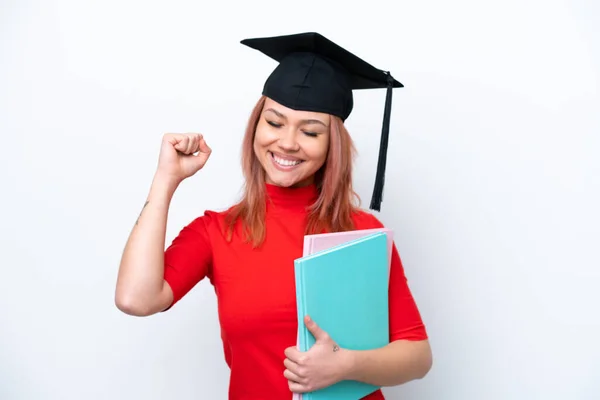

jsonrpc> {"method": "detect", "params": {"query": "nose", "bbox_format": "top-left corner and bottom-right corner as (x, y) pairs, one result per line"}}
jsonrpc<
(277, 128), (300, 152)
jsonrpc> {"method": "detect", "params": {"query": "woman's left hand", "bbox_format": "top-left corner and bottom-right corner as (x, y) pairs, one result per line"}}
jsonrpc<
(283, 315), (352, 393)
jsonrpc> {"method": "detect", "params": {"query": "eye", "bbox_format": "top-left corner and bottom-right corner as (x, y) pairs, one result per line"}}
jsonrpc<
(267, 120), (281, 128)
(303, 131), (318, 137)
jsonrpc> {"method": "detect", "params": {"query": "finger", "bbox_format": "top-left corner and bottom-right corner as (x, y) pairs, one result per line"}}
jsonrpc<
(283, 358), (302, 376)
(288, 380), (310, 394)
(184, 134), (195, 154)
(197, 135), (211, 154)
(284, 346), (303, 363)
(163, 133), (182, 145)
(180, 133), (194, 154)
(283, 368), (305, 384)
(189, 133), (201, 154)
(172, 135), (190, 153)
(304, 315), (329, 342)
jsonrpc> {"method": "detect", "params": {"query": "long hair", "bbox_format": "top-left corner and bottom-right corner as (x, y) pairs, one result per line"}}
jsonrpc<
(224, 95), (360, 247)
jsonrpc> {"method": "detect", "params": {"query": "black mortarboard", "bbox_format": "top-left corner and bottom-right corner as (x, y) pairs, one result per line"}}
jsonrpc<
(241, 32), (403, 211)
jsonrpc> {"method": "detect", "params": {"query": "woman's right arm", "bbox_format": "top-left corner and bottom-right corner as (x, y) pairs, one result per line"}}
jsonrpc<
(115, 173), (178, 316)
(115, 133), (212, 317)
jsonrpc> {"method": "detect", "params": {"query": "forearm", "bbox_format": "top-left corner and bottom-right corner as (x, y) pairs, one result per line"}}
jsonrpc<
(342, 339), (432, 387)
(115, 173), (179, 314)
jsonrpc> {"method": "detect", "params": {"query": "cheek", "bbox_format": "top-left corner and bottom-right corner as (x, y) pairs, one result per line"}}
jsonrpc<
(254, 123), (279, 149)
(303, 137), (329, 164)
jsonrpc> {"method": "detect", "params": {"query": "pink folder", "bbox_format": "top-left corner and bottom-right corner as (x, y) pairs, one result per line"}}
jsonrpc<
(293, 228), (394, 400)
(302, 228), (394, 265)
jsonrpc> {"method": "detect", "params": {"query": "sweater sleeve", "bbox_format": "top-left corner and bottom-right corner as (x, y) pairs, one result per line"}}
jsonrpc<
(355, 212), (428, 341)
(163, 213), (214, 308)
(387, 241), (428, 341)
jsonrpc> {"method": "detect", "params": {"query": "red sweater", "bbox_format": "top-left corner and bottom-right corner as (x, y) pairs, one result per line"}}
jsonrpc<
(164, 183), (427, 399)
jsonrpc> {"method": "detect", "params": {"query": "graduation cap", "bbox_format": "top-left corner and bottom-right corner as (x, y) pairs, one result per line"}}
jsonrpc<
(241, 32), (402, 211)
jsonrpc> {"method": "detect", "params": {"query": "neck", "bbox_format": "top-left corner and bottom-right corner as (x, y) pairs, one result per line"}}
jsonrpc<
(265, 182), (318, 212)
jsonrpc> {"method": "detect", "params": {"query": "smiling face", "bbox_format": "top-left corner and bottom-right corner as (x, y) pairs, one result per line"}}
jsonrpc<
(253, 97), (330, 188)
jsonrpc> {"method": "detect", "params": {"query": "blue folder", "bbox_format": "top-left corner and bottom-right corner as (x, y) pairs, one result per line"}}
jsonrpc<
(294, 232), (390, 400)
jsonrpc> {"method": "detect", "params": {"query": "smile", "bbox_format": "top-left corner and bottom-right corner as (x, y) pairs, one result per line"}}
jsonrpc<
(269, 152), (304, 169)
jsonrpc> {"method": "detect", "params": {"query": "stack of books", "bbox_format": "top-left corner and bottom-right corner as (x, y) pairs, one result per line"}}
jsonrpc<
(293, 228), (394, 400)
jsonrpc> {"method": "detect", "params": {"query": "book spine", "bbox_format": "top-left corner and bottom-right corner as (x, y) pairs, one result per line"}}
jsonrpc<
(294, 260), (307, 352)
(300, 264), (308, 352)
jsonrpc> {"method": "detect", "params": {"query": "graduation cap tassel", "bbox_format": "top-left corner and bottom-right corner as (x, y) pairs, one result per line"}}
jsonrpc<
(369, 71), (394, 212)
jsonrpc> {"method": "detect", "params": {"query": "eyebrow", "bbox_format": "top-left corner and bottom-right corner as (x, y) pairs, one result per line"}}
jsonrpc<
(264, 108), (328, 127)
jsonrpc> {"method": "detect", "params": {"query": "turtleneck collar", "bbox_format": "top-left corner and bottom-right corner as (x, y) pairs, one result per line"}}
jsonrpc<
(265, 183), (319, 212)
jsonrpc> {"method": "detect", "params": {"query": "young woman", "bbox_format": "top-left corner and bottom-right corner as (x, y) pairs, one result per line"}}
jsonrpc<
(115, 32), (432, 399)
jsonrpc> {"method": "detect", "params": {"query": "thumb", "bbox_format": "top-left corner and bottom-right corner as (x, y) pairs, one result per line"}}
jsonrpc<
(197, 135), (212, 155)
(304, 315), (328, 342)
(192, 139), (211, 168)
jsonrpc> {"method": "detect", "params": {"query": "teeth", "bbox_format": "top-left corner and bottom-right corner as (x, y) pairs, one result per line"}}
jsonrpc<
(273, 153), (301, 167)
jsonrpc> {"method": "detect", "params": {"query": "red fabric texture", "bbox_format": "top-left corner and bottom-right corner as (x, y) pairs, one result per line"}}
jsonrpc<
(164, 183), (427, 399)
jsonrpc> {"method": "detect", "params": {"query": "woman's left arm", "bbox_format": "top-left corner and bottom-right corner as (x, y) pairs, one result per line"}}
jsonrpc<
(341, 339), (432, 386)
(285, 226), (433, 393)
(284, 317), (432, 394)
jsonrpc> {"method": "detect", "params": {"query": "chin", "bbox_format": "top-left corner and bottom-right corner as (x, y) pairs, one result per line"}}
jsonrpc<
(265, 167), (315, 188)
(266, 174), (305, 188)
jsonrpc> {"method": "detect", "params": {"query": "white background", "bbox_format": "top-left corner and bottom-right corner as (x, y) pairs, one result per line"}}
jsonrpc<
(1, 0), (599, 399)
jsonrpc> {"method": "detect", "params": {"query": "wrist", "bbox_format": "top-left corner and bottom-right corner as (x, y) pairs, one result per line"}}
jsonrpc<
(339, 348), (360, 381)
(151, 172), (181, 195)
